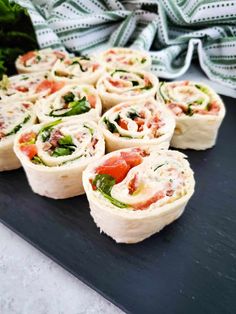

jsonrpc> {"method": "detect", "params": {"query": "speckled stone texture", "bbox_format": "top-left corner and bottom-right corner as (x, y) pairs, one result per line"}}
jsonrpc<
(0, 223), (123, 314)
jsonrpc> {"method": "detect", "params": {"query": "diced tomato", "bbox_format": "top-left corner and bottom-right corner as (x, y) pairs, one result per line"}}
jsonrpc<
(134, 117), (144, 131)
(53, 51), (66, 59)
(16, 86), (29, 92)
(128, 174), (138, 195)
(118, 118), (128, 130)
(20, 51), (36, 63)
(89, 178), (97, 191)
(109, 79), (124, 88)
(36, 80), (65, 94)
(19, 132), (36, 144)
(20, 144), (37, 159)
(92, 63), (99, 72)
(132, 191), (165, 210)
(120, 151), (143, 168)
(87, 94), (96, 108)
(96, 157), (130, 183)
(50, 81), (65, 94)
(209, 101), (220, 113)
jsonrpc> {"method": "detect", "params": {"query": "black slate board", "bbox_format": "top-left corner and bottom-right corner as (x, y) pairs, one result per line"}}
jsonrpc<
(0, 95), (236, 314)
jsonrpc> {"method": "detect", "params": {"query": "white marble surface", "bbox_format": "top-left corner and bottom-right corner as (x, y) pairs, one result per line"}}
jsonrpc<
(0, 222), (123, 314)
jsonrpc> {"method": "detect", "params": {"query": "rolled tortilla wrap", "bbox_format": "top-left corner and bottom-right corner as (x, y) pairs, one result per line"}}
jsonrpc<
(99, 98), (175, 152)
(15, 49), (69, 74)
(96, 69), (159, 110)
(0, 73), (65, 102)
(36, 84), (102, 123)
(0, 100), (36, 171)
(14, 119), (105, 199)
(98, 47), (151, 71)
(159, 81), (226, 150)
(83, 148), (195, 244)
(50, 56), (104, 85)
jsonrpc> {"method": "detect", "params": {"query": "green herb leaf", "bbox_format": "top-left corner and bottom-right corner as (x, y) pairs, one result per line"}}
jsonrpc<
(195, 84), (209, 94)
(154, 163), (165, 171)
(52, 147), (73, 157)
(131, 81), (139, 86)
(141, 57), (146, 64)
(49, 96), (90, 117)
(111, 69), (128, 77)
(39, 119), (62, 142)
(127, 109), (140, 120)
(186, 105), (193, 116)
(93, 174), (128, 208)
(83, 124), (94, 135)
(103, 117), (118, 133)
(5, 115), (30, 136)
(63, 92), (75, 103)
(32, 155), (45, 165)
(58, 135), (73, 146)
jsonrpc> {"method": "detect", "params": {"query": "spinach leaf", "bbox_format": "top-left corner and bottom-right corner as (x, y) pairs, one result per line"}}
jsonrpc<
(58, 135), (73, 146)
(31, 155), (45, 165)
(52, 147), (73, 157)
(111, 69), (128, 77)
(131, 81), (139, 86)
(127, 109), (139, 120)
(103, 117), (118, 133)
(93, 174), (128, 208)
(39, 119), (62, 142)
(63, 92), (75, 103)
(0, 0), (38, 78)
(5, 115), (30, 136)
(71, 60), (85, 72)
(49, 96), (90, 117)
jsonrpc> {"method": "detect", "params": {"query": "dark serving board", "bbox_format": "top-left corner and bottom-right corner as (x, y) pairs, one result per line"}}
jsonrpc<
(0, 95), (235, 314)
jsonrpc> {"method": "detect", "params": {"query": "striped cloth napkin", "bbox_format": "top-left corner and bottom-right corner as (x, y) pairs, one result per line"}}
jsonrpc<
(15, 0), (236, 89)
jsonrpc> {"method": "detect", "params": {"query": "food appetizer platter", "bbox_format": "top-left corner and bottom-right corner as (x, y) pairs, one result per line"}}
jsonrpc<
(0, 47), (235, 314)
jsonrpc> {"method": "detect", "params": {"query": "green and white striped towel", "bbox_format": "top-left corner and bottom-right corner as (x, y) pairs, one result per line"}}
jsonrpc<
(15, 0), (236, 89)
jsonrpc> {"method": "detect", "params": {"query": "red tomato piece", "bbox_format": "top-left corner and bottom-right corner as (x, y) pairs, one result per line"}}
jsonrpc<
(109, 79), (124, 88)
(20, 144), (37, 159)
(50, 81), (65, 94)
(21, 51), (36, 63)
(16, 86), (29, 92)
(92, 63), (99, 72)
(120, 151), (143, 168)
(96, 156), (130, 183)
(118, 118), (128, 130)
(19, 132), (36, 144)
(87, 94), (96, 108)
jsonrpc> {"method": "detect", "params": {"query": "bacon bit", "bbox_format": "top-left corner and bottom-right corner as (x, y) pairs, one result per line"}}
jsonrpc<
(168, 103), (184, 116)
(91, 137), (98, 149)
(20, 51), (36, 64)
(144, 76), (151, 86)
(49, 130), (62, 147)
(109, 79), (124, 88)
(132, 191), (165, 210)
(53, 51), (66, 59)
(87, 94), (96, 108)
(0, 132), (5, 139)
(128, 174), (138, 195)
(131, 148), (150, 157)
(166, 190), (174, 197)
(23, 103), (30, 109)
(106, 58), (112, 62)
(108, 49), (116, 54)
(139, 111), (145, 119)
(118, 118), (128, 130)
(19, 132), (36, 144)
(42, 142), (52, 151)
(16, 86), (29, 92)
(0, 121), (4, 129)
(89, 178), (97, 191)
(92, 63), (100, 72)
